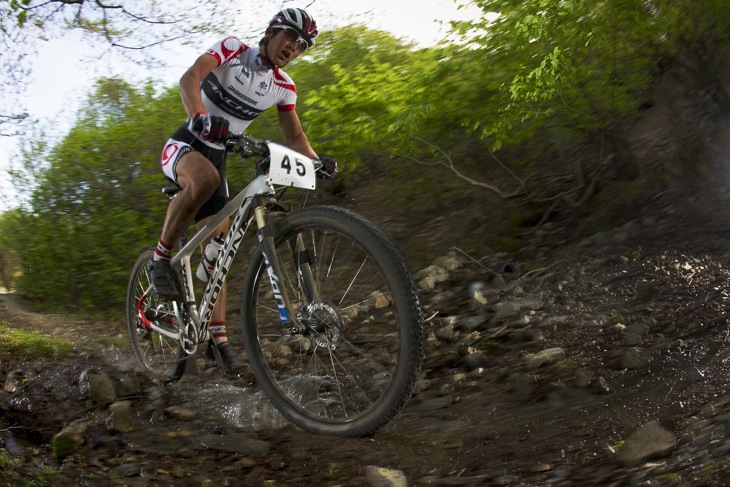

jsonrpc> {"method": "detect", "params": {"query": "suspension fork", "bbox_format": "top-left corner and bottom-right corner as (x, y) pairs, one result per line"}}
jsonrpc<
(253, 195), (312, 333)
(293, 231), (319, 303)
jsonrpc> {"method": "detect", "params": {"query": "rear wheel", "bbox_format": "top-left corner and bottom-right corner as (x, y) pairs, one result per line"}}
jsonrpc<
(241, 206), (424, 436)
(126, 249), (187, 383)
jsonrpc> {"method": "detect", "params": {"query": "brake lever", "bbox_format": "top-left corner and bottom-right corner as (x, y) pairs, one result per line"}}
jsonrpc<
(237, 147), (255, 158)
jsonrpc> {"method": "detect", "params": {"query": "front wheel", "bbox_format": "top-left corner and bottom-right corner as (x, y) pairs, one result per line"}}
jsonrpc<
(240, 205), (424, 436)
(125, 249), (187, 383)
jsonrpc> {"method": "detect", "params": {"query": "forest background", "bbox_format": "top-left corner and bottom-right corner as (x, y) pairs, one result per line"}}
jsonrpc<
(0, 0), (728, 313)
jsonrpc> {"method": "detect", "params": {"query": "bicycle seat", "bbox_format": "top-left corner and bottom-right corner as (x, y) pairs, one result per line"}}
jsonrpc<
(162, 186), (182, 198)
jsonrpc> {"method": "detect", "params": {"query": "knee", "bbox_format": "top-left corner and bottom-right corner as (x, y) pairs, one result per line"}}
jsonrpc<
(185, 169), (220, 202)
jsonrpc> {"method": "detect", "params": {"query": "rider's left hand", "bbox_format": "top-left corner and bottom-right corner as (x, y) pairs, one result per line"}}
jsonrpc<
(316, 155), (338, 179)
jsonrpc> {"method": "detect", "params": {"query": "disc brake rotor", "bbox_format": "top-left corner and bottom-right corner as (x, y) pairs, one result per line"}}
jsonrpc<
(299, 302), (344, 351)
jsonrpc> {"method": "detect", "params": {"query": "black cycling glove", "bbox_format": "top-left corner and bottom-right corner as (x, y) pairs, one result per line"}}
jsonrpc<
(316, 155), (338, 179)
(192, 113), (230, 143)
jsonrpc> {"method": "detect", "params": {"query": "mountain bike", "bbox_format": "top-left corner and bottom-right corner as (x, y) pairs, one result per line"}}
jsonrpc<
(125, 133), (425, 437)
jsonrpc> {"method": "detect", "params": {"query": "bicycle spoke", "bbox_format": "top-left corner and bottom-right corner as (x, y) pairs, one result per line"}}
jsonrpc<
(242, 206), (423, 436)
(126, 249), (186, 383)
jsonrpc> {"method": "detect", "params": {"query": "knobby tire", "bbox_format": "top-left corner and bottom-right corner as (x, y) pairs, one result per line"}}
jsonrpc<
(240, 205), (425, 437)
(125, 249), (187, 383)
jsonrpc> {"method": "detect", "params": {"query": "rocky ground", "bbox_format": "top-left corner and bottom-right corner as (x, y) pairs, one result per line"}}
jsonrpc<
(3, 191), (730, 486)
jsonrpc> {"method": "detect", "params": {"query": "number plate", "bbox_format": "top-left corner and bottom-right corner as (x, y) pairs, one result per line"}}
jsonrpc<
(267, 143), (317, 190)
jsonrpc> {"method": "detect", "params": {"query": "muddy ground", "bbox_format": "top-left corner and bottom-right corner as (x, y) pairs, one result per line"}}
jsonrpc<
(3, 187), (730, 486)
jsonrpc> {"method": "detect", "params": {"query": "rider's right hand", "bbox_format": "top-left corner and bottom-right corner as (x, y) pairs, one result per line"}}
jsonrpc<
(192, 113), (230, 143)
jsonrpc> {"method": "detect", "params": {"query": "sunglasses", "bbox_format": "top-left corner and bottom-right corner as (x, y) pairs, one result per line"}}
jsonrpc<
(281, 28), (308, 51)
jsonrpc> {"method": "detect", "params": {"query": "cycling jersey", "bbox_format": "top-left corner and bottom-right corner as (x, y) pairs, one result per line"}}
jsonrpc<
(196, 36), (298, 148)
(160, 36), (299, 221)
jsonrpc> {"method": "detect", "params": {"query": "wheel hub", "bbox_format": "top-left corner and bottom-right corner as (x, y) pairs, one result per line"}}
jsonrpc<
(299, 302), (344, 351)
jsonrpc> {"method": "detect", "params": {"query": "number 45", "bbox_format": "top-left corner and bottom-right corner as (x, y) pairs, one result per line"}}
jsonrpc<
(281, 155), (306, 177)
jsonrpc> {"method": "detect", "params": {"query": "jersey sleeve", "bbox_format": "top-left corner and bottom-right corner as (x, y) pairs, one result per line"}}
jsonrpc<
(273, 69), (298, 112)
(205, 36), (248, 67)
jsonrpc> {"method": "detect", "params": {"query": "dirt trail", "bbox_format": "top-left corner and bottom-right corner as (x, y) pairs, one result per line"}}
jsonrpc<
(3, 212), (730, 485)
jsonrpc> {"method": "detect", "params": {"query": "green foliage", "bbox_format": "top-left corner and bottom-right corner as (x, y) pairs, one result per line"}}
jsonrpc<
(450, 0), (664, 150)
(0, 8), (726, 311)
(7, 78), (184, 310)
(286, 26), (443, 159)
(0, 322), (73, 358)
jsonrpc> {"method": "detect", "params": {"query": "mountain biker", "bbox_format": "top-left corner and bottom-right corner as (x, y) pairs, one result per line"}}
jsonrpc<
(149, 8), (337, 373)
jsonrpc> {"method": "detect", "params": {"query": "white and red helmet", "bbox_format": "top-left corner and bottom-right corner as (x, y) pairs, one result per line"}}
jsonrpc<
(269, 8), (318, 49)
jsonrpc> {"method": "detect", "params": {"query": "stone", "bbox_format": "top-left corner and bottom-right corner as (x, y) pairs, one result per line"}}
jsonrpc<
(52, 419), (86, 462)
(525, 347), (566, 369)
(365, 465), (408, 487)
(196, 434), (271, 456)
(618, 421), (677, 466)
(80, 369), (117, 405)
(165, 405), (197, 421)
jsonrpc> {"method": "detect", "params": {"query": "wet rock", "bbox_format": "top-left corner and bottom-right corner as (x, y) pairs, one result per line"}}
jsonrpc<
(196, 433), (271, 456)
(574, 368), (593, 388)
(53, 419), (86, 461)
(413, 378), (432, 394)
(415, 264), (450, 292)
(626, 323), (650, 336)
(434, 252), (465, 272)
(462, 351), (488, 370)
(614, 348), (650, 370)
(9, 217), (730, 485)
(443, 372), (467, 384)
(79, 369), (117, 405)
(435, 323), (456, 341)
(622, 332), (643, 346)
(164, 405), (197, 421)
(1, 431), (24, 456)
(411, 395), (452, 411)
(538, 315), (571, 330)
(107, 401), (137, 433)
(365, 465), (408, 487)
(3, 371), (18, 393)
(525, 347), (566, 369)
(370, 290), (391, 308)
(109, 463), (142, 478)
(144, 386), (165, 411)
(618, 421), (677, 466)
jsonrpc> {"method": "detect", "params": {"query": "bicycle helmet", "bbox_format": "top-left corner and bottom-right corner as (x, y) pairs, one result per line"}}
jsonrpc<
(269, 8), (318, 49)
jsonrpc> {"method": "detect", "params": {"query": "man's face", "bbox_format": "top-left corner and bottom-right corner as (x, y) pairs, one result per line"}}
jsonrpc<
(264, 28), (307, 67)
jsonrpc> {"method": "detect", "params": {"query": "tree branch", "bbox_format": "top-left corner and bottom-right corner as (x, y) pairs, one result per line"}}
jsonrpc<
(396, 139), (524, 199)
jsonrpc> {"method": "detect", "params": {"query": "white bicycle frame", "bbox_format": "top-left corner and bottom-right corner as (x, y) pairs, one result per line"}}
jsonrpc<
(145, 141), (318, 354)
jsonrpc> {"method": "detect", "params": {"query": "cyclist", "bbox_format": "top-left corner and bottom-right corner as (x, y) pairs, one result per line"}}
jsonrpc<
(149, 8), (336, 373)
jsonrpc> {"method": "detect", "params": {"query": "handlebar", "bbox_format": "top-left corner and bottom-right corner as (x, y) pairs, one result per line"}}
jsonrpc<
(225, 132), (269, 158)
(191, 116), (329, 175)
(225, 132), (327, 175)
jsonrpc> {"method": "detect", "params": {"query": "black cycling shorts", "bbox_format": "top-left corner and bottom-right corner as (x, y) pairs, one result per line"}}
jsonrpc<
(160, 123), (228, 223)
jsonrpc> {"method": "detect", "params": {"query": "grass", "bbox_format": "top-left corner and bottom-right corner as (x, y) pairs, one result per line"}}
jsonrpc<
(0, 448), (68, 486)
(0, 321), (74, 358)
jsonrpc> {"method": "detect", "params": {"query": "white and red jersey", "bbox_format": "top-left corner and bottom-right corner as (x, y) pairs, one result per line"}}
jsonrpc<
(196, 36), (298, 147)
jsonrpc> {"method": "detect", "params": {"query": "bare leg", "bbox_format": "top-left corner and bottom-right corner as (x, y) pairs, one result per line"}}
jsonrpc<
(160, 152), (221, 246)
(150, 152), (222, 298)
